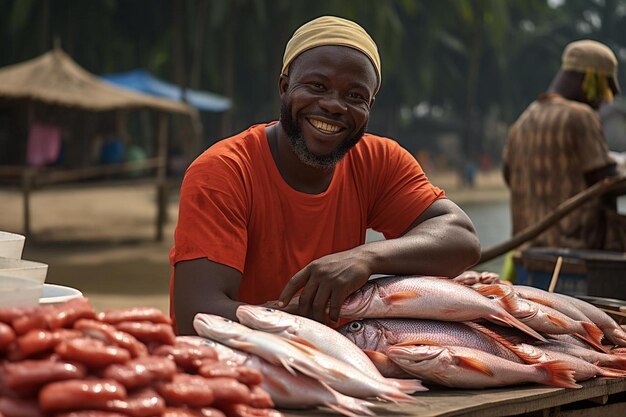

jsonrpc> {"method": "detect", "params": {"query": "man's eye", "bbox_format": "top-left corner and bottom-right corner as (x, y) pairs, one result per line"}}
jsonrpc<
(348, 92), (366, 101)
(310, 83), (325, 90)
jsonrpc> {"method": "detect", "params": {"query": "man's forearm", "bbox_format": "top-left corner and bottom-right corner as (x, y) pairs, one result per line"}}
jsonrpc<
(357, 210), (480, 278)
(175, 296), (245, 335)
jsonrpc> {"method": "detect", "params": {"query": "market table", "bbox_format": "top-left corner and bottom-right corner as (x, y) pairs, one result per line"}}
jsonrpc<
(282, 377), (626, 417)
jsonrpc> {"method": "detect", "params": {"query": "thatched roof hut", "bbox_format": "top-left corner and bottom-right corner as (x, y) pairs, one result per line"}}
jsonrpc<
(0, 48), (193, 114)
(0, 49), (198, 241)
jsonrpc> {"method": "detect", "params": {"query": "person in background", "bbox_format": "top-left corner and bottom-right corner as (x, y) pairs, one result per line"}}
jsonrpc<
(171, 16), (481, 335)
(503, 40), (625, 255)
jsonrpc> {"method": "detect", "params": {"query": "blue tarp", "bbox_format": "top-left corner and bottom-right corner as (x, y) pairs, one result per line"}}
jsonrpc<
(101, 69), (231, 112)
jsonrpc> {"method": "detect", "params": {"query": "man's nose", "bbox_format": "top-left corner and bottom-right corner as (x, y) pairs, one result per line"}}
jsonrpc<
(318, 92), (348, 114)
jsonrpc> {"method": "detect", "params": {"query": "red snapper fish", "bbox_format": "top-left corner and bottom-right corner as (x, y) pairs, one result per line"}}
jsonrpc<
(235, 305), (426, 394)
(338, 276), (545, 341)
(176, 336), (376, 417)
(193, 313), (419, 404)
(387, 344), (580, 389)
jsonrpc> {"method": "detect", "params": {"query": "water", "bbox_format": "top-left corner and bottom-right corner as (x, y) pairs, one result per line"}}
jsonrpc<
(366, 200), (511, 276)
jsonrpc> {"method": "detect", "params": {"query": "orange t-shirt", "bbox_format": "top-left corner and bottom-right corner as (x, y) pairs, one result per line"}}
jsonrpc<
(170, 123), (444, 306)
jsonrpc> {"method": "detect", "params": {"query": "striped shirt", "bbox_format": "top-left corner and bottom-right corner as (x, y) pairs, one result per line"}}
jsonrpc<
(503, 93), (614, 249)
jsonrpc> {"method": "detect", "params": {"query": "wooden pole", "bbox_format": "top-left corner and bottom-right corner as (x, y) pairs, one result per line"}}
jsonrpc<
(155, 112), (168, 242)
(22, 168), (34, 239)
(479, 175), (626, 264)
(547, 256), (563, 293)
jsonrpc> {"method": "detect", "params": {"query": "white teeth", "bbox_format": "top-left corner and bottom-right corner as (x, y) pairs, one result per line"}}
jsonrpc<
(310, 119), (341, 133)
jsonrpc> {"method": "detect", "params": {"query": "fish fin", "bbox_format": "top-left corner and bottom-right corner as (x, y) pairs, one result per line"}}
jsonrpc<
(363, 349), (392, 366)
(580, 322), (610, 353)
(290, 335), (320, 350)
(474, 284), (510, 299)
(282, 338), (317, 357)
(394, 339), (439, 347)
(545, 314), (569, 329)
(265, 374), (291, 395)
(386, 378), (428, 394)
(230, 340), (257, 350)
(378, 390), (417, 404)
(598, 367), (626, 378)
(535, 360), (581, 388)
(453, 356), (494, 377)
(464, 321), (542, 364)
(277, 357), (299, 376)
(488, 313), (547, 342)
(382, 291), (420, 304)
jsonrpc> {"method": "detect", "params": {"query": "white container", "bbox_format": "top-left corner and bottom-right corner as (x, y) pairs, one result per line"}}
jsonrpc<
(0, 275), (43, 307)
(0, 231), (26, 259)
(0, 257), (48, 284)
(40, 284), (83, 305)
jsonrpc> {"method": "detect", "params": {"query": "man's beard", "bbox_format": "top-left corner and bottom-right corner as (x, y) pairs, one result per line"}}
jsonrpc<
(279, 101), (366, 169)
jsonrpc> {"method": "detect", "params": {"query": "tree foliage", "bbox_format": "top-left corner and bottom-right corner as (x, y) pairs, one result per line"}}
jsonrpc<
(1, 0), (625, 161)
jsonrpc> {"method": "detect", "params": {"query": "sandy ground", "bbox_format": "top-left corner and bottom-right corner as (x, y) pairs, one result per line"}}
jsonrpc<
(0, 169), (508, 314)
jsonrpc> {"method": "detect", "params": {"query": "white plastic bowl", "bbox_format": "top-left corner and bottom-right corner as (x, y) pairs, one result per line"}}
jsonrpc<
(0, 275), (43, 307)
(39, 283), (83, 305)
(0, 257), (48, 284)
(0, 231), (26, 260)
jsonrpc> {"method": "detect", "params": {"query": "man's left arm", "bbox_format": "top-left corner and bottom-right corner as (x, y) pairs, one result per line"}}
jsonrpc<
(279, 198), (480, 323)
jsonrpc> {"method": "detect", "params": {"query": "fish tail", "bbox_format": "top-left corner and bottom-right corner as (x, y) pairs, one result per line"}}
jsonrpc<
(597, 366), (626, 378)
(488, 313), (547, 342)
(321, 381), (375, 417)
(534, 360), (581, 389)
(386, 378), (428, 393)
(327, 403), (373, 417)
(580, 322), (610, 353)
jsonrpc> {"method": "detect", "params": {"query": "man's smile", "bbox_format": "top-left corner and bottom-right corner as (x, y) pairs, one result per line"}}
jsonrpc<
(307, 117), (344, 135)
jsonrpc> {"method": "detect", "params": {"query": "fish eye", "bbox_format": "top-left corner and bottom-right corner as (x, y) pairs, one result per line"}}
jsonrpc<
(348, 321), (362, 332)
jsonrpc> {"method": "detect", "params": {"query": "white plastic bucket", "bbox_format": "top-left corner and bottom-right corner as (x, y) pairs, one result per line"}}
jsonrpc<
(0, 275), (43, 307)
(0, 257), (48, 283)
(0, 231), (26, 259)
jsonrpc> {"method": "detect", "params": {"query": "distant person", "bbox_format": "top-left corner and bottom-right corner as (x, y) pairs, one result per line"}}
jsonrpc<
(170, 16), (480, 334)
(503, 40), (625, 252)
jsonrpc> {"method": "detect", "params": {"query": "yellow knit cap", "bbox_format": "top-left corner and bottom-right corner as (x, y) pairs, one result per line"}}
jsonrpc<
(282, 16), (382, 93)
(561, 39), (620, 96)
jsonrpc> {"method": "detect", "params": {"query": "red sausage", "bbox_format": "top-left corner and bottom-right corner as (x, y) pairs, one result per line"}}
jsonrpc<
(3, 359), (86, 394)
(219, 404), (283, 417)
(153, 344), (218, 371)
(16, 329), (83, 358)
(200, 377), (251, 406)
(44, 298), (96, 329)
(160, 409), (204, 417)
(55, 338), (131, 368)
(39, 379), (127, 412)
(74, 319), (147, 358)
(0, 322), (16, 351)
(0, 396), (43, 417)
(0, 306), (36, 325)
(248, 386), (274, 409)
(199, 409), (227, 417)
(104, 387), (165, 417)
(233, 366), (263, 387)
(98, 307), (171, 325)
(155, 374), (214, 407)
(114, 321), (176, 346)
(54, 412), (129, 417)
(103, 356), (177, 389)
(197, 362), (240, 380)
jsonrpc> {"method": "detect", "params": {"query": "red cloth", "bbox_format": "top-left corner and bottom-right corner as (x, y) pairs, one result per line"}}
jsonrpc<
(170, 123), (444, 308)
(26, 123), (61, 166)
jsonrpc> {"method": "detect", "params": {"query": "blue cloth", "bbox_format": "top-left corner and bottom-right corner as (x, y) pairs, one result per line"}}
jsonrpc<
(101, 69), (231, 112)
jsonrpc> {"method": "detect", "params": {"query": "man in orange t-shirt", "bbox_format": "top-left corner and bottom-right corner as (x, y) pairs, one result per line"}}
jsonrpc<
(170, 16), (481, 335)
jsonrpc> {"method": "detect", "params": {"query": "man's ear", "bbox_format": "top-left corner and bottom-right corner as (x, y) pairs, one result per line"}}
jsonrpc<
(279, 74), (289, 98)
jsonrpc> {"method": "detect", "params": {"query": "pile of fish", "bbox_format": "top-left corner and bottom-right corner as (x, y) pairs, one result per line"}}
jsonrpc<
(193, 272), (626, 416)
(336, 274), (626, 389)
